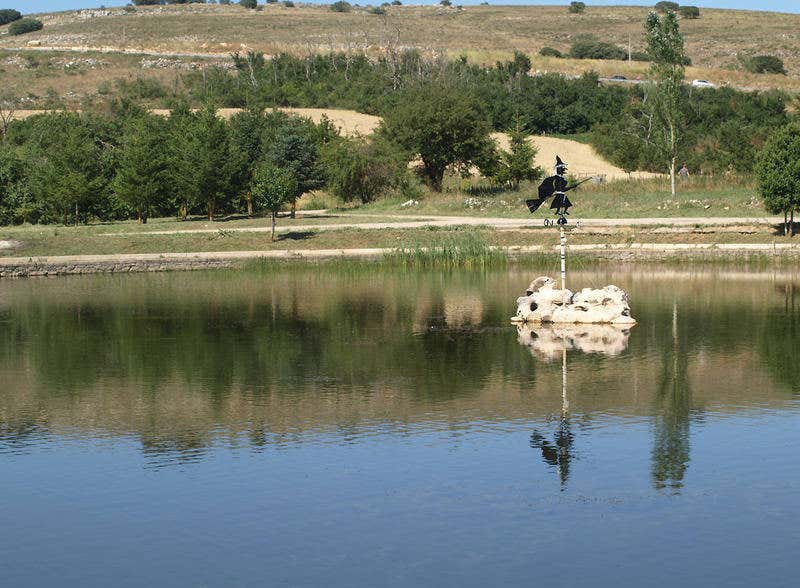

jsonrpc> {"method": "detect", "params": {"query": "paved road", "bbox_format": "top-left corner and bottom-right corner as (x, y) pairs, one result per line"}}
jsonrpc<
(101, 214), (785, 237)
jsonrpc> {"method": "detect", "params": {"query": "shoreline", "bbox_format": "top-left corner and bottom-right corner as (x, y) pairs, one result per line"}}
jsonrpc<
(3, 243), (800, 278)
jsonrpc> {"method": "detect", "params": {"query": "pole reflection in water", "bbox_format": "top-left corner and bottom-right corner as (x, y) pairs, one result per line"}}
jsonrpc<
(520, 323), (632, 489)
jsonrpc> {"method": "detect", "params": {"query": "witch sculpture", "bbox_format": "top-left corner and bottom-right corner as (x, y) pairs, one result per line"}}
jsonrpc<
(525, 156), (592, 223)
(513, 156), (637, 325)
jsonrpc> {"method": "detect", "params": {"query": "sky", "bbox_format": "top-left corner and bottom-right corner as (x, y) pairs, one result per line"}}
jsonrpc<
(10, 0), (800, 15)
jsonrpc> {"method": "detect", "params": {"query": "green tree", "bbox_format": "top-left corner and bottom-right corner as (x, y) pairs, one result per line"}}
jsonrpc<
(654, 1), (678, 12)
(239, 0), (258, 8)
(644, 10), (688, 196)
(168, 107), (234, 221)
(379, 82), (496, 191)
(265, 131), (326, 218)
(0, 9), (21, 25)
(23, 113), (112, 225)
(568, 2), (586, 14)
(492, 125), (543, 190)
(112, 116), (170, 224)
(678, 6), (700, 19)
(756, 123), (800, 236)
(323, 135), (406, 204)
(250, 162), (297, 241)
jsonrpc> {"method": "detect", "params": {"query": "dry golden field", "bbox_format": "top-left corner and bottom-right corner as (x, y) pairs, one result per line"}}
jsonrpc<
(1, 3), (800, 106)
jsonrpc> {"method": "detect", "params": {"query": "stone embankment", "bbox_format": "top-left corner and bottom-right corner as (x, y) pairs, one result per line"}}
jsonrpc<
(2, 243), (800, 278)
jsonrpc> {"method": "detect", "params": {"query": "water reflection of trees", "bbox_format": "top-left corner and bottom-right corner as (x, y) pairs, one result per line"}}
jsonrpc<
(0, 270), (797, 465)
(651, 303), (691, 492)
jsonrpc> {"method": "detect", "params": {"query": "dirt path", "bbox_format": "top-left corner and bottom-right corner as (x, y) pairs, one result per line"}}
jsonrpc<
(100, 215), (785, 237)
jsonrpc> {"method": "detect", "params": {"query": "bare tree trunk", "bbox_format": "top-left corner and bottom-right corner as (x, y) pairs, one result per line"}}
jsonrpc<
(180, 203), (188, 221)
(74, 202), (79, 226)
(290, 198), (296, 219)
(207, 200), (215, 221)
(246, 192), (254, 217)
(792, 209), (795, 237)
(785, 211), (789, 237)
(271, 211), (276, 242)
(670, 157), (677, 197)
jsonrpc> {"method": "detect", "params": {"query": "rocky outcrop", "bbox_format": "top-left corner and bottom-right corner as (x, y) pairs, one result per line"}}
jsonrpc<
(511, 276), (636, 325)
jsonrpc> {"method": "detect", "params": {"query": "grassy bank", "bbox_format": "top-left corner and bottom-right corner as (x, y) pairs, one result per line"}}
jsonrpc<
(2, 221), (797, 260)
(348, 176), (763, 219)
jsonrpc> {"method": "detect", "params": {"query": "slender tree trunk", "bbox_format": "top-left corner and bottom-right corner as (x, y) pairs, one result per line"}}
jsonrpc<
(271, 211), (276, 242)
(74, 202), (79, 226)
(670, 156), (677, 198)
(137, 208), (142, 224)
(785, 211), (789, 237)
(290, 198), (296, 219)
(246, 192), (253, 217)
(792, 209), (795, 237)
(207, 200), (215, 221)
(180, 203), (188, 221)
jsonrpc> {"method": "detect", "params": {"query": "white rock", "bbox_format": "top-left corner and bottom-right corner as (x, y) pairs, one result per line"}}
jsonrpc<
(511, 275), (636, 325)
(0, 239), (23, 251)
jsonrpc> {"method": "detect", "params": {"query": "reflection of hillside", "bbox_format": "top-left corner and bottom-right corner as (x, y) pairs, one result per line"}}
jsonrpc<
(0, 268), (798, 459)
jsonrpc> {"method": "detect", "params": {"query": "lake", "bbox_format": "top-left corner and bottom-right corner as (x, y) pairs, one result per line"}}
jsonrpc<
(1, 265), (799, 587)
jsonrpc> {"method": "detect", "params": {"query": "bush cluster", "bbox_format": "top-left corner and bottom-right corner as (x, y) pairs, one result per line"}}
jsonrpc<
(745, 55), (786, 75)
(330, 1), (351, 12)
(539, 46), (563, 58)
(568, 2), (585, 14)
(239, 0), (258, 9)
(0, 8), (21, 25)
(569, 36), (628, 60)
(654, 2), (700, 18)
(8, 18), (43, 36)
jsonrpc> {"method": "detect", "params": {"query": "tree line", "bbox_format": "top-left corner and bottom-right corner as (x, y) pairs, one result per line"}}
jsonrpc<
(0, 91), (541, 230)
(179, 48), (789, 176)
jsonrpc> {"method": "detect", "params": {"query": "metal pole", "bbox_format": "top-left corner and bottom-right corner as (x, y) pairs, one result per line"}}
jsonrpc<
(560, 223), (566, 296)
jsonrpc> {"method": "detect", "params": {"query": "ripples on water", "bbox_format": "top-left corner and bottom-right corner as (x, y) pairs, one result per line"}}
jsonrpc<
(1, 267), (799, 586)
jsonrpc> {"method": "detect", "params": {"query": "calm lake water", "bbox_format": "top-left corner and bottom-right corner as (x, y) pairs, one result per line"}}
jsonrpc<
(1, 265), (799, 587)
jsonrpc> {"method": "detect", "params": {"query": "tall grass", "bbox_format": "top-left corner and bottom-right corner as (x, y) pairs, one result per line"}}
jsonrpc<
(386, 228), (507, 269)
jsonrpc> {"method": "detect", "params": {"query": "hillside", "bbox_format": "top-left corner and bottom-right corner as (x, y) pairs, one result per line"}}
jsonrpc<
(1, 3), (799, 107)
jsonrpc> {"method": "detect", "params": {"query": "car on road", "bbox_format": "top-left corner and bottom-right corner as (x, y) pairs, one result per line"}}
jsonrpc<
(692, 79), (715, 88)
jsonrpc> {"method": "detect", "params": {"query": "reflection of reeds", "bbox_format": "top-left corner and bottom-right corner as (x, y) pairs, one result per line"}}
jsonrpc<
(386, 229), (508, 269)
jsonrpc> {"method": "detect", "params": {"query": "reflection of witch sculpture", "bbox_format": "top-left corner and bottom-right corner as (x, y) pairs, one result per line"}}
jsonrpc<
(522, 323), (631, 489)
(529, 334), (575, 488)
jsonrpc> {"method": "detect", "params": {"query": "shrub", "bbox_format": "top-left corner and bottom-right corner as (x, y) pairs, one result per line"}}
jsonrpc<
(0, 8), (22, 25)
(630, 51), (651, 62)
(569, 36), (627, 61)
(330, 1), (351, 12)
(132, 0), (161, 5)
(745, 55), (787, 75)
(679, 6), (700, 19)
(539, 46), (563, 58)
(369, 6), (386, 15)
(568, 2), (585, 14)
(239, 0), (258, 8)
(440, 0), (452, 6)
(392, 0), (402, 4)
(283, 0), (294, 6)
(323, 136), (406, 204)
(654, 1), (679, 12)
(266, 0), (278, 3)
(8, 18), (43, 36)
